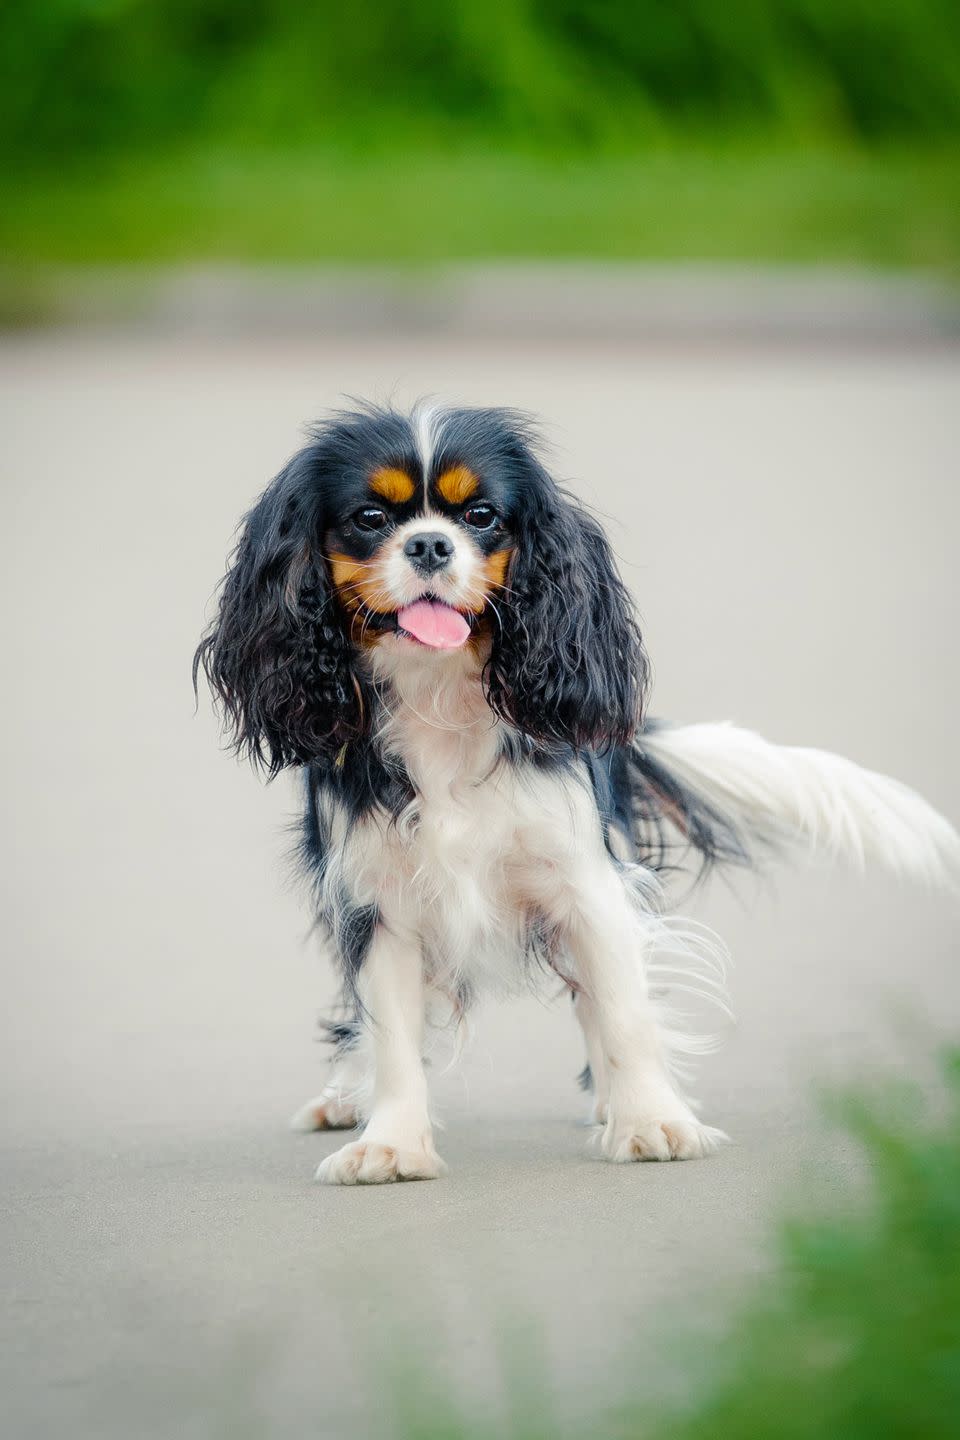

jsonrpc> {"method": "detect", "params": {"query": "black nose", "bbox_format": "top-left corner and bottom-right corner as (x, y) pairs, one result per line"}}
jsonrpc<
(403, 531), (454, 574)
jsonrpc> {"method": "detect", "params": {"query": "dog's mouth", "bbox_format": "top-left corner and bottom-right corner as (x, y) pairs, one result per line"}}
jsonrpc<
(346, 594), (477, 650)
(395, 598), (472, 650)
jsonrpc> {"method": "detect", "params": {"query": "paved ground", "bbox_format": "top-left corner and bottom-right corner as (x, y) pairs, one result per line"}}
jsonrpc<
(2, 332), (959, 1437)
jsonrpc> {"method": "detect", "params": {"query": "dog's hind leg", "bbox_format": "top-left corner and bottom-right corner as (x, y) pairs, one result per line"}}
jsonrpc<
(573, 990), (610, 1125)
(289, 1016), (367, 1132)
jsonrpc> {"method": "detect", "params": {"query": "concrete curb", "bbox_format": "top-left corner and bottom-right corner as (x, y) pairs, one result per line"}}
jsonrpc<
(6, 262), (960, 342)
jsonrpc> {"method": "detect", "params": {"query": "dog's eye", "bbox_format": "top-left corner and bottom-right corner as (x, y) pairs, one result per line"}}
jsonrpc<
(354, 507), (388, 531)
(463, 504), (497, 530)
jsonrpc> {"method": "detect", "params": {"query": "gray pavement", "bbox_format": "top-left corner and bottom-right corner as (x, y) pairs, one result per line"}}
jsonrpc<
(2, 332), (959, 1437)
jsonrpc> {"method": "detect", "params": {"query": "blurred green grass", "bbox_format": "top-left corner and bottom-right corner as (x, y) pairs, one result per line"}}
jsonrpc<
(5, 1), (960, 159)
(643, 1056), (960, 1440)
(3, 144), (960, 272)
(3, 2), (960, 277)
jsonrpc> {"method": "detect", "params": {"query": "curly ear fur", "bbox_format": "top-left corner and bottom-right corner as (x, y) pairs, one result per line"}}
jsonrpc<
(485, 467), (649, 750)
(194, 448), (361, 774)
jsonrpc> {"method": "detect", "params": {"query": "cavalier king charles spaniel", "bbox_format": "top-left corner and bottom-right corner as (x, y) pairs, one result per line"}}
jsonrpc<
(195, 402), (959, 1185)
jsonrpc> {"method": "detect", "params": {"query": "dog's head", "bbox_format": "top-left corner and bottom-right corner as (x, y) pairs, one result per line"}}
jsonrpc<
(195, 403), (649, 771)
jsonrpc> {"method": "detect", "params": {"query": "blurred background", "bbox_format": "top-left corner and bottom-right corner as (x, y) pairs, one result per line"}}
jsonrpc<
(2, 0), (960, 312)
(3, 6), (959, 1439)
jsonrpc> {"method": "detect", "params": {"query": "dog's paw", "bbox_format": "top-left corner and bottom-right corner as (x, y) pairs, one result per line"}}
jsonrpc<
(604, 1118), (726, 1162)
(602, 1102), (727, 1163)
(289, 1094), (359, 1132)
(315, 1139), (446, 1186)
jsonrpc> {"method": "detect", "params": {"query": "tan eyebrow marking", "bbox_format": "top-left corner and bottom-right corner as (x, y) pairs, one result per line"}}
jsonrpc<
(436, 465), (480, 505)
(369, 467), (415, 504)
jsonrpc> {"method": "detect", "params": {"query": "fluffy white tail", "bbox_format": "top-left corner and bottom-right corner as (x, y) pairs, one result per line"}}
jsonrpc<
(639, 722), (960, 889)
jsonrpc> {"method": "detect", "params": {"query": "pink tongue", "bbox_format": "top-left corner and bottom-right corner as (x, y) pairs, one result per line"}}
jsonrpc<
(397, 599), (471, 650)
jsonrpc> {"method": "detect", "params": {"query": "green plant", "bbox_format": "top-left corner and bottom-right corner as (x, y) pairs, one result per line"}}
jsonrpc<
(3, 1), (959, 165)
(394, 1049), (960, 1439)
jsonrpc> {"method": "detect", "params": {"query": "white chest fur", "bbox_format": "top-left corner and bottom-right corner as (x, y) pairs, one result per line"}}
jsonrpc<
(337, 646), (608, 990)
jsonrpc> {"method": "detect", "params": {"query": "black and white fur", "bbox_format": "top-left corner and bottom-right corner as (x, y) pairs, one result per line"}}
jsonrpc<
(196, 402), (959, 1184)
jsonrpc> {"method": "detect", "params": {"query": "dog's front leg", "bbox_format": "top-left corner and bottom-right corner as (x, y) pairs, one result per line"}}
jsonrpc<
(565, 864), (726, 1162)
(315, 924), (445, 1185)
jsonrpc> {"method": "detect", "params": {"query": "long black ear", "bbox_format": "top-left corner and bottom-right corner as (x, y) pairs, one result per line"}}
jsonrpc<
(485, 470), (649, 750)
(193, 447), (360, 775)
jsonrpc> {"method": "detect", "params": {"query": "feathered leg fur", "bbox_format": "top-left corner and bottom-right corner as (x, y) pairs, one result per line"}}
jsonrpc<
(560, 856), (727, 1160)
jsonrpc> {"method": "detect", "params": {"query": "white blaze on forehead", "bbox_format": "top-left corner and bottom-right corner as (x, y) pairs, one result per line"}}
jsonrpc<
(411, 400), (447, 485)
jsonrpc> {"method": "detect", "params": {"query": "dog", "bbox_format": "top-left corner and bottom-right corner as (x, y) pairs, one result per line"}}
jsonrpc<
(195, 401), (959, 1184)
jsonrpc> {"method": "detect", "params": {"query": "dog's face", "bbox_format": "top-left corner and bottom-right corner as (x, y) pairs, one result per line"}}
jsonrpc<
(196, 404), (648, 772)
(323, 444), (513, 659)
